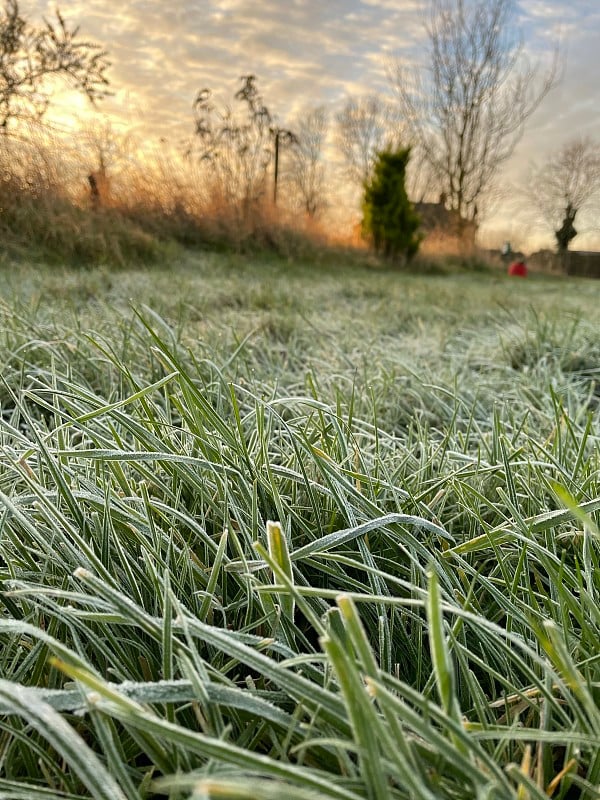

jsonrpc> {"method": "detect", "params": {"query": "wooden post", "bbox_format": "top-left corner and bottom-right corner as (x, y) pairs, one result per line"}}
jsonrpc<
(273, 130), (280, 205)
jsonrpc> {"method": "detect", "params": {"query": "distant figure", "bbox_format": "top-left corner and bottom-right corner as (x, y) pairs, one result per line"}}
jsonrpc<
(87, 166), (110, 209)
(88, 172), (100, 209)
(501, 241), (512, 266)
(508, 260), (527, 277)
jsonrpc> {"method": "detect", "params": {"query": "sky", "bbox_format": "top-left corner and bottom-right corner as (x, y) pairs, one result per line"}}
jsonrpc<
(30, 0), (600, 251)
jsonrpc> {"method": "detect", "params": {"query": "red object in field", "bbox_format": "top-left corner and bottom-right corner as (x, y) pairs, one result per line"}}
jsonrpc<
(508, 260), (528, 277)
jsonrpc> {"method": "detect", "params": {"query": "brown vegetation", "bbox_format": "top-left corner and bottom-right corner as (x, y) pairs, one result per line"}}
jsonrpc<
(0, 126), (344, 267)
(413, 199), (477, 256)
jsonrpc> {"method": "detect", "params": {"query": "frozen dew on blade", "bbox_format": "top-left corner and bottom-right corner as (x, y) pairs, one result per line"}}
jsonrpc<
(265, 520), (295, 622)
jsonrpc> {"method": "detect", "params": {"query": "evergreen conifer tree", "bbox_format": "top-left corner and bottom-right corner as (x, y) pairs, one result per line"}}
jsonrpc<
(362, 148), (421, 262)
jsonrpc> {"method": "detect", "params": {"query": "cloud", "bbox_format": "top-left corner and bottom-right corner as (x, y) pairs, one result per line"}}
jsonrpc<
(31, 0), (426, 129)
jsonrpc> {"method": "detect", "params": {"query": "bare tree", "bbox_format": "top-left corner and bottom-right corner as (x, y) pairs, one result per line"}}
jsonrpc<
(390, 0), (558, 226)
(0, 0), (110, 132)
(335, 94), (401, 187)
(82, 119), (131, 173)
(80, 119), (135, 208)
(526, 136), (600, 253)
(190, 75), (296, 216)
(190, 76), (272, 214)
(287, 105), (328, 217)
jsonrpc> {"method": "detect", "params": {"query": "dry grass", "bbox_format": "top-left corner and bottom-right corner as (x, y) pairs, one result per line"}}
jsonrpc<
(0, 127), (349, 266)
(0, 129), (168, 265)
(0, 125), (516, 273)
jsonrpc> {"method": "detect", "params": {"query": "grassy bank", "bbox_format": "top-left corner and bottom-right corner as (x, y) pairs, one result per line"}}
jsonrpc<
(0, 255), (599, 799)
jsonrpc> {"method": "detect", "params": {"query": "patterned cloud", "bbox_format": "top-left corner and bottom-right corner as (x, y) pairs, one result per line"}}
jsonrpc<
(28, 1), (599, 144)
(31, 1), (428, 136)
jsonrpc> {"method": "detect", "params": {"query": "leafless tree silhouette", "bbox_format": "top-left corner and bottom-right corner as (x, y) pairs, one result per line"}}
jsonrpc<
(287, 105), (328, 217)
(190, 75), (296, 216)
(525, 136), (600, 253)
(335, 94), (401, 187)
(0, 0), (110, 132)
(390, 0), (558, 225)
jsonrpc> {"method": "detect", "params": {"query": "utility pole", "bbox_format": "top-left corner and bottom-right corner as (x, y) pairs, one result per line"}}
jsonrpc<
(271, 127), (298, 205)
(273, 130), (280, 205)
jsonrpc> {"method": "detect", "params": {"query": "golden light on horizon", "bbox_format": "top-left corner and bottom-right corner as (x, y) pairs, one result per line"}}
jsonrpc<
(8, 0), (600, 252)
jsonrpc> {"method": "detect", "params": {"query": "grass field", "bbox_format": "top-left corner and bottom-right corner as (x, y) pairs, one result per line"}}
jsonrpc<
(1, 252), (599, 800)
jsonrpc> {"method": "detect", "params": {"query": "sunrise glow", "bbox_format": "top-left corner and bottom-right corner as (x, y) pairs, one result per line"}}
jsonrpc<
(17, 1), (600, 250)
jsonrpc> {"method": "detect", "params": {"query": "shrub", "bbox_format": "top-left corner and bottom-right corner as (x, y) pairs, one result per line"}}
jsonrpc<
(362, 147), (421, 262)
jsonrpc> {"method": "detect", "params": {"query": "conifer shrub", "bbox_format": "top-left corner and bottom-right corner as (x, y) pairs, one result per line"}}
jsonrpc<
(362, 147), (421, 262)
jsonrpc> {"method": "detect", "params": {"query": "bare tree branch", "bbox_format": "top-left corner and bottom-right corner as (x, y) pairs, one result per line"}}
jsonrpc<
(390, 0), (559, 224)
(287, 105), (328, 218)
(524, 136), (600, 251)
(188, 75), (297, 216)
(335, 94), (402, 187)
(0, 0), (110, 132)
